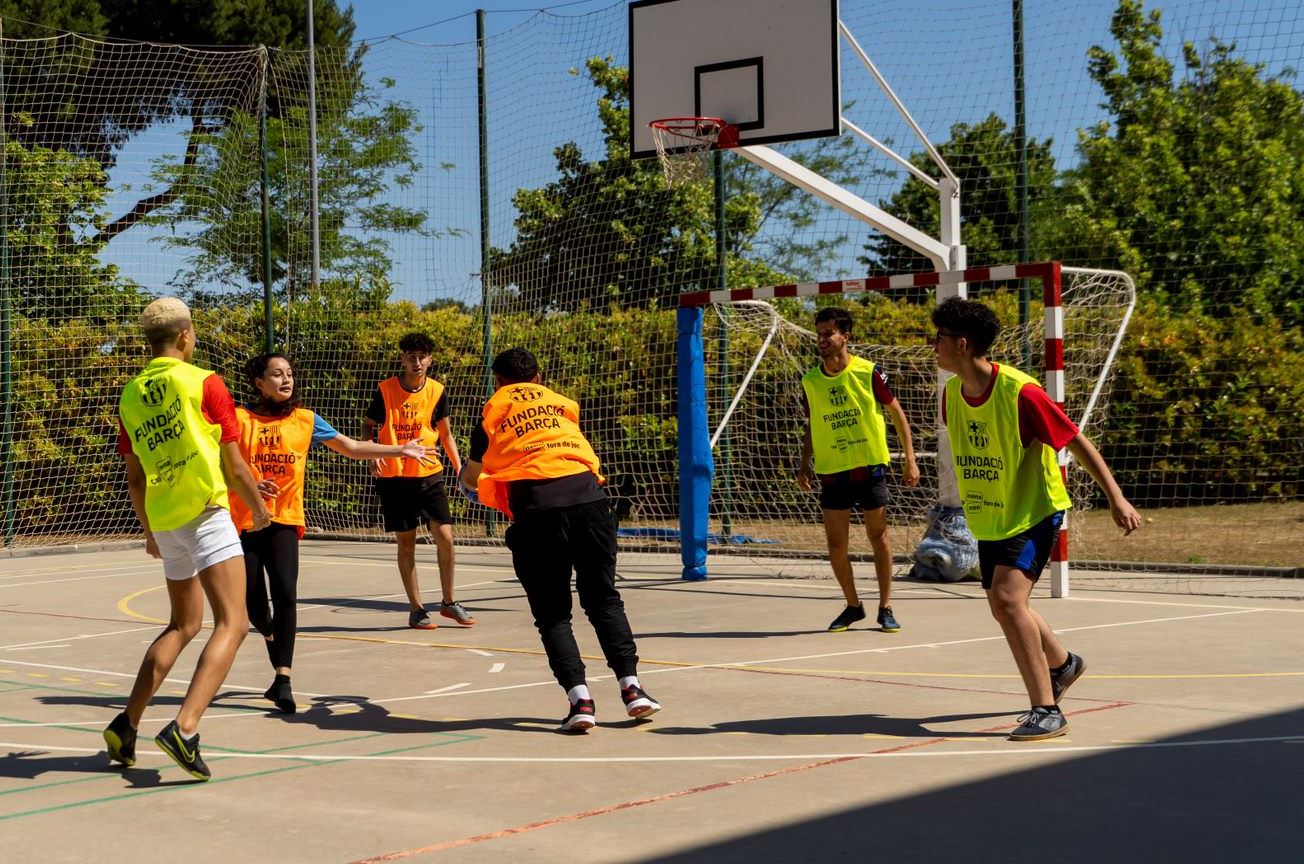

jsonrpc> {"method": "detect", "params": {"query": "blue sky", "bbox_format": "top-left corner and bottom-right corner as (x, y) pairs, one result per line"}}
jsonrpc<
(98, 0), (1304, 302)
(350, 1), (617, 42)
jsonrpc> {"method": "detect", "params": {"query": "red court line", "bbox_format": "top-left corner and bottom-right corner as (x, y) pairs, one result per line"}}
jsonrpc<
(348, 756), (861, 862)
(348, 700), (1133, 862)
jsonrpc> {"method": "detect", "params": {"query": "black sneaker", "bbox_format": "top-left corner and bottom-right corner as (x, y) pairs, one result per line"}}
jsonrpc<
(1008, 707), (1068, 741)
(408, 608), (437, 630)
(155, 720), (211, 780)
(103, 711), (137, 767)
(827, 604), (866, 632)
(621, 684), (661, 719)
(561, 698), (596, 732)
(876, 606), (901, 633)
(1051, 652), (1086, 704)
(265, 676), (297, 715)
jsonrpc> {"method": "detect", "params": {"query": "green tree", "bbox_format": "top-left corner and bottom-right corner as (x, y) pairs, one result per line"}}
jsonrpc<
(858, 113), (1058, 280)
(3, 124), (136, 322)
(488, 57), (869, 312)
(1062, 0), (1304, 318)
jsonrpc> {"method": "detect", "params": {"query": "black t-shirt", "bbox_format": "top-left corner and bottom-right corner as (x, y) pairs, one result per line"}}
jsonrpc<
(469, 423), (605, 515)
(365, 379), (450, 426)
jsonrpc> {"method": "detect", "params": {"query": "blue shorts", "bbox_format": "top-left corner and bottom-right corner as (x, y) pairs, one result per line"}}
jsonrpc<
(978, 511), (1064, 589)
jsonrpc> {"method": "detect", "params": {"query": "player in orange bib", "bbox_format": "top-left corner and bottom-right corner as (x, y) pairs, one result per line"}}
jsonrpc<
(233, 353), (436, 713)
(363, 332), (472, 630)
(461, 347), (660, 732)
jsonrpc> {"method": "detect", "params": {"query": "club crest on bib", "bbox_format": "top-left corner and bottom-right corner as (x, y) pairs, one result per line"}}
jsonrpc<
(508, 386), (542, 403)
(140, 377), (168, 407)
(967, 420), (990, 450)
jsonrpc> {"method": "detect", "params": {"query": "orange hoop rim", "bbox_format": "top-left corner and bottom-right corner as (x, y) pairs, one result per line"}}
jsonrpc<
(648, 116), (739, 150)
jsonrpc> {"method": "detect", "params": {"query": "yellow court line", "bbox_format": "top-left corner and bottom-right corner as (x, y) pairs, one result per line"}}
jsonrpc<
(117, 585), (169, 625)
(754, 667), (1304, 680)
(118, 589), (1304, 683)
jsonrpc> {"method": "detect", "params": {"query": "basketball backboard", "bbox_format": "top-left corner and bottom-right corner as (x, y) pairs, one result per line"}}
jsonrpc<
(629, 0), (840, 158)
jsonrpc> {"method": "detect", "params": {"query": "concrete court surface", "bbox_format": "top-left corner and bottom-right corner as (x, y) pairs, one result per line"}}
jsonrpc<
(1, 540), (1299, 863)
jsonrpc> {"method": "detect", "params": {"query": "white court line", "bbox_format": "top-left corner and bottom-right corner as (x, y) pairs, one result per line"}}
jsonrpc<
(1071, 595), (1304, 614)
(299, 558), (517, 574)
(365, 607), (1267, 706)
(1, 624), (160, 651)
(0, 566), (156, 582)
(0, 658), (335, 699)
(0, 572), (161, 590)
(4, 734), (1300, 763)
(489, 663), (505, 674)
(425, 682), (471, 695)
(1, 607), (1274, 714)
(5, 645), (70, 651)
(466, 649), (494, 657)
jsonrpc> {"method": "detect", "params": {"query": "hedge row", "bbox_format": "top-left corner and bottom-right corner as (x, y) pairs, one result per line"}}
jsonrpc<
(5, 296), (1299, 539)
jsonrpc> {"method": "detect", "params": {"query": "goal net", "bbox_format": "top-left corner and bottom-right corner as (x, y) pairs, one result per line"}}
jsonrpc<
(697, 266), (1136, 579)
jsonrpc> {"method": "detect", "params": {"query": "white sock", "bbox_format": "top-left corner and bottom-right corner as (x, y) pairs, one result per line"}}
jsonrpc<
(567, 684), (591, 703)
(618, 676), (640, 690)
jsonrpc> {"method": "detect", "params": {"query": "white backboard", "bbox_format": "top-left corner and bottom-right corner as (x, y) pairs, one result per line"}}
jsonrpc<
(629, 0), (841, 158)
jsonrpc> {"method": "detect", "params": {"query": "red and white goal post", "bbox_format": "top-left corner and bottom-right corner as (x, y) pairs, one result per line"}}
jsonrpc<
(677, 261), (1136, 596)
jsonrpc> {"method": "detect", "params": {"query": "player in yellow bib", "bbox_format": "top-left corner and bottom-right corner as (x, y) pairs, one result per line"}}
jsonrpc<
(234, 353), (436, 714)
(798, 307), (919, 633)
(104, 298), (271, 781)
(362, 332), (472, 630)
(933, 297), (1141, 741)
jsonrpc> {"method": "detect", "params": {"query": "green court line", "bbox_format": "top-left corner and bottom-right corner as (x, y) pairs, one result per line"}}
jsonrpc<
(0, 709), (490, 821)
(0, 762), (318, 821)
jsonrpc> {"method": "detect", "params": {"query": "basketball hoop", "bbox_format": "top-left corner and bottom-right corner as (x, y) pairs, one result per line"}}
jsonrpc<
(649, 117), (738, 188)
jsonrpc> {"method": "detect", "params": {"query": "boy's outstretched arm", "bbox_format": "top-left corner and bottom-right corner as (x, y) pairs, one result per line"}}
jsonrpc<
(1066, 433), (1142, 535)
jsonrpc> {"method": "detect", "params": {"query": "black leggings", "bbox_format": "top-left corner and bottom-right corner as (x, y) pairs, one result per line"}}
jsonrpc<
(241, 522), (301, 670)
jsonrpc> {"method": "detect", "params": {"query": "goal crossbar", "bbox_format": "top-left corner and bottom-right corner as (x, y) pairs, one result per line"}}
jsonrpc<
(677, 262), (1136, 597)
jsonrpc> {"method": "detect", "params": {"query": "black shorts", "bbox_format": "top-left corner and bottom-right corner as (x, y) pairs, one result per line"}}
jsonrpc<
(818, 465), (890, 512)
(374, 475), (453, 533)
(978, 511), (1065, 589)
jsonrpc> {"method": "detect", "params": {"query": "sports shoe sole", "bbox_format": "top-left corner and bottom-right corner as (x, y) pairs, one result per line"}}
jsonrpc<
(625, 699), (661, 719)
(561, 716), (596, 733)
(439, 610), (476, 626)
(408, 619), (438, 630)
(1008, 722), (1069, 742)
(155, 736), (210, 781)
(103, 728), (135, 767)
(879, 623), (901, 633)
(1053, 657), (1086, 704)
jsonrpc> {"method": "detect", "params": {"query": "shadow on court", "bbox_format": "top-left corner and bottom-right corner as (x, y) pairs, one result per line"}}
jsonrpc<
(649, 710), (1014, 739)
(641, 707), (1303, 864)
(277, 695), (560, 736)
(0, 751), (194, 787)
(635, 629), (828, 639)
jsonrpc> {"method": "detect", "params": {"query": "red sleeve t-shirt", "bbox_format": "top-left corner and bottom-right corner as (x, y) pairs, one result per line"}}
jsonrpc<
(942, 363), (1079, 450)
(117, 373), (241, 455)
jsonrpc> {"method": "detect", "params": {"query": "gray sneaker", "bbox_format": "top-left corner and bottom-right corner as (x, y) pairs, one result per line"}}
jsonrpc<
(1051, 652), (1085, 704)
(1008, 707), (1068, 741)
(408, 608), (437, 630)
(439, 601), (477, 626)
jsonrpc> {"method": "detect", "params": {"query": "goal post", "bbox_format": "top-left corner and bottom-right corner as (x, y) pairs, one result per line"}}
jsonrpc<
(677, 262), (1137, 594)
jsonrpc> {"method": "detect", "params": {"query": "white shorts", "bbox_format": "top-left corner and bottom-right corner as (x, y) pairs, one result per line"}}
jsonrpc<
(154, 506), (243, 581)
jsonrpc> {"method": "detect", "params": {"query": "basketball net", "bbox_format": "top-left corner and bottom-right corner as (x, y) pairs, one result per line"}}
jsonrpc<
(649, 117), (736, 188)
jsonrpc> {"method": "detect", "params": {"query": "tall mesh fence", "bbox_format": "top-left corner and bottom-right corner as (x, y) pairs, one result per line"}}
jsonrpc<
(1, 1), (1300, 592)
